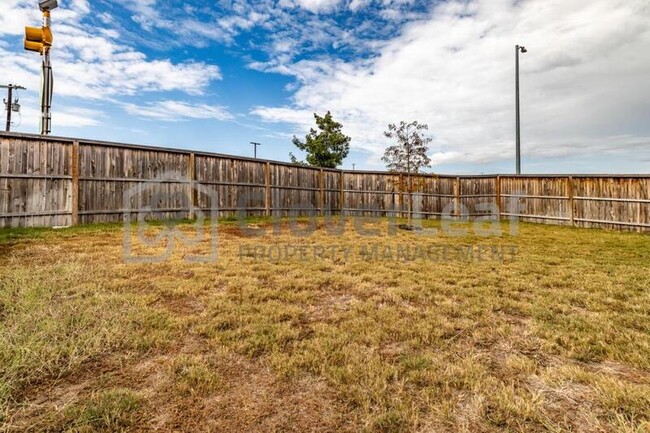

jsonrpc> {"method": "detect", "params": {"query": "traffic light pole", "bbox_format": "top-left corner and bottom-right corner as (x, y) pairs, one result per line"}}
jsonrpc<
(24, 4), (56, 135)
(41, 52), (53, 135)
(41, 11), (53, 135)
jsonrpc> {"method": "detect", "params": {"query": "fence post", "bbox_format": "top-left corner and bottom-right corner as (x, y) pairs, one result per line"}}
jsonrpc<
(70, 140), (80, 226)
(495, 175), (501, 220)
(265, 162), (271, 217)
(637, 180), (643, 232)
(188, 152), (196, 220)
(339, 171), (345, 216)
(454, 177), (461, 218)
(398, 173), (403, 219)
(567, 176), (574, 226)
(319, 168), (324, 217)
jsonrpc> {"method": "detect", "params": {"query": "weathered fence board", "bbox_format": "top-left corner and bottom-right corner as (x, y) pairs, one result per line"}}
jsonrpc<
(195, 155), (266, 217)
(499, 176), (571, 225)
(0, 132), (648, 232)
(77, 143), (191, 224)
(0, 137), (72, 228)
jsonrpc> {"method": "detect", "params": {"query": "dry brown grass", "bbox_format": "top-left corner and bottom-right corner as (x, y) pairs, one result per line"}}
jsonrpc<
(0, 218), (648, 432)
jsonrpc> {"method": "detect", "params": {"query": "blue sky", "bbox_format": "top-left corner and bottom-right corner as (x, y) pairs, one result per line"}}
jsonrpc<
(1, 0), (649, 173)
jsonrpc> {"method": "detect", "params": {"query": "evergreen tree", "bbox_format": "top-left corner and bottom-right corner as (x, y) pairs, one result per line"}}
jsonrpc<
(290, 111), (351, 168)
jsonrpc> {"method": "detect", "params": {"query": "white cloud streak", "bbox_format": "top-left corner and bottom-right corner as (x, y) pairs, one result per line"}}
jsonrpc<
(123, 101), (234, 122)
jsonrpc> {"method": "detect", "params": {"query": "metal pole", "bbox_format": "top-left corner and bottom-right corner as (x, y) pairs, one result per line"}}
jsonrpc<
(250, 142), (261, 159)
(515, 45), (521, 175)
(5, 85), (12, 132)
(41, 11), (53, 135)
(515, 45), (526, 174)
(41, 54), (53, 135)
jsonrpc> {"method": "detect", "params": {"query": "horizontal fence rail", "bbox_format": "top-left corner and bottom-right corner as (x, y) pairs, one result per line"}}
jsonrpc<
(0, 132), (648, 232)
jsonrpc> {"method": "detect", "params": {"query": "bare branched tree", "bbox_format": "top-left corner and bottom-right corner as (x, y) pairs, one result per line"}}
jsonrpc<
(382, 121), (432, 227)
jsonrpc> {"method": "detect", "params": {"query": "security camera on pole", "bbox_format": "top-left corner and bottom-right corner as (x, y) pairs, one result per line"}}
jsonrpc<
(24, 0), (58, 135)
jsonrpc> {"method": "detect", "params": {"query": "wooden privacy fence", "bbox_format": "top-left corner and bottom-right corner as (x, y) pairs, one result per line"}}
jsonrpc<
(0, 132), (648, 232)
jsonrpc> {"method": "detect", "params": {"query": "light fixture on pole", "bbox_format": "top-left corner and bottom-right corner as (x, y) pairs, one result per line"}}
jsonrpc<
(250, 141), (261, 159)
(515, 44), (527, 175)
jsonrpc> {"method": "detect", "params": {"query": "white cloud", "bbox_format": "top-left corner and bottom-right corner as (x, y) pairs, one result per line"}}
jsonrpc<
(13, 97), (103, 129)
(0, 1), (222, 100)
(123, 101), (234, 122)
(292, 0), (343, 13)
(252, 106), (316, 130)
(252, 0), (650, 170)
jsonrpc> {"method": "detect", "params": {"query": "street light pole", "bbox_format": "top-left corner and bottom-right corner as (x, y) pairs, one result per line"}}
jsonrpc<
(515, 44), (527, 175)
(250, 142), (261, 159)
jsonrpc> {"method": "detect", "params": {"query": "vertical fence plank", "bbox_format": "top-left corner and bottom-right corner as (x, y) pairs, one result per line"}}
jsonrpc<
(265, 162), (271, 217)
(637, 179), (643, 233)
(454, 177), (461, 217)
(495, 175), (502, 219)
(567, 176), (574, 226)
(189, 152), (196, 220)
(340, 171), (345, 215)
(71, 140), (80, 226)
(397, 173), (404, 218)
(319, 168), (324, 216)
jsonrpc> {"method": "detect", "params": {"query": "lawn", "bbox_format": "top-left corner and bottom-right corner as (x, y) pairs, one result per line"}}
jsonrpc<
(0, 217), (648, 432)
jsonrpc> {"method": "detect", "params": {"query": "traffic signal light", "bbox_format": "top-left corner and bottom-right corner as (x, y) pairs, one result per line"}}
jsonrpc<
(24, 26), (53, 54)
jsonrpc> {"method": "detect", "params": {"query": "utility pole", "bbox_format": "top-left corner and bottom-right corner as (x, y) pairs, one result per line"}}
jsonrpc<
(25, 0), (58, 135)
(1, 84), (26, 132)
(250, 141), (261, 159)
(515, 44), (527, 175)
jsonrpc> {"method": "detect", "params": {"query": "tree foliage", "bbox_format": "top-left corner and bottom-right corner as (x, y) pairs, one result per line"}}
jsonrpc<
(382, 121), (432, 174)
(290, 111), (351, 168)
